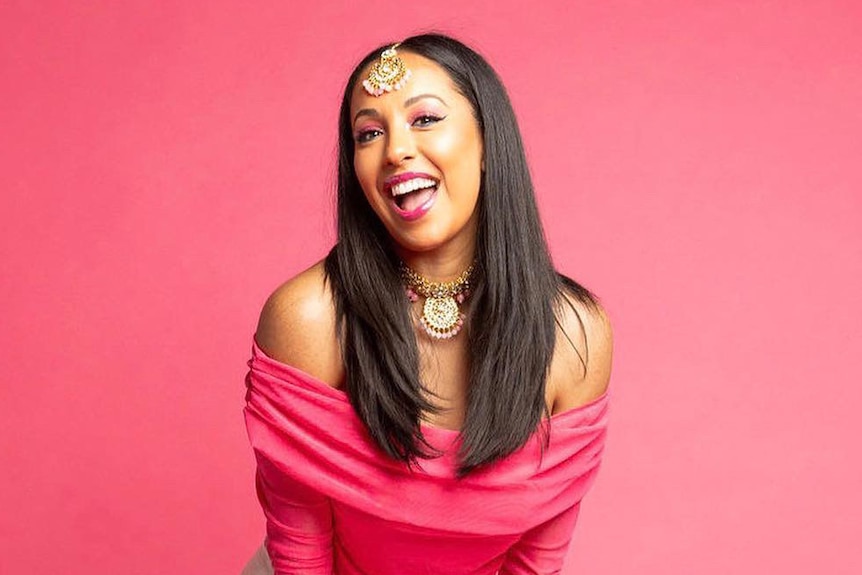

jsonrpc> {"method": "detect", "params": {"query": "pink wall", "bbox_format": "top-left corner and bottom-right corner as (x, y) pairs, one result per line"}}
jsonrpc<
(2, 1), (860, 573)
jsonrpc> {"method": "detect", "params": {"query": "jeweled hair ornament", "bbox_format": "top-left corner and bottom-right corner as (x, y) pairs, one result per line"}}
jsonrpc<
(362, 43), (412, 97)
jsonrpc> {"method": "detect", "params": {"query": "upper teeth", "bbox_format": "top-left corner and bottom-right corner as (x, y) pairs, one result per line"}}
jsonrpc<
(390, 177), (437, 197)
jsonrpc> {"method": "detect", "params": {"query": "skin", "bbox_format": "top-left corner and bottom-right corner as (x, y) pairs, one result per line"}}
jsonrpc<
(243, 52), (614, 575)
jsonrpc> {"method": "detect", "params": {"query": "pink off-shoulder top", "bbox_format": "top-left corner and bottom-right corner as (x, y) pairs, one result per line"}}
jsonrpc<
(244, 340), (609, 575)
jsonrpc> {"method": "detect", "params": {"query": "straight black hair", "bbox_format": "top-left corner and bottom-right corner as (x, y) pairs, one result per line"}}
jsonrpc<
(324, 33), (597, 477)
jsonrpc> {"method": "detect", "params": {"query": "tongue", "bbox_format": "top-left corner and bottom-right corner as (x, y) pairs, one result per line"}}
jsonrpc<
(399, 186), (435, 212)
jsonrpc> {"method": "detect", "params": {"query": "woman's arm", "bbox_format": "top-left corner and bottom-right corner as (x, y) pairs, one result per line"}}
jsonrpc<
(248, 261), (344, 575)
(253, 460), (334, 574)
(499, 295), (613, 574)
(498, 504), (582, 575)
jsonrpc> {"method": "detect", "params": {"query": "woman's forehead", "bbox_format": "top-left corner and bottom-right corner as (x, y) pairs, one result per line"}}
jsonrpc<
(350, 52), (460, 115)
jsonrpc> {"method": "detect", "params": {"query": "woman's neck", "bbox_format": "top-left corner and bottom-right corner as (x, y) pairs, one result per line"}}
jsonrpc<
(396, 241), (476, 281)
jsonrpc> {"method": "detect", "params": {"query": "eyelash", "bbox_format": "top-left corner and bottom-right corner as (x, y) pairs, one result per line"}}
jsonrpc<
(354, 114), (446, 144)
(355, 128), (383, 144)
(413, 114), (444, 127)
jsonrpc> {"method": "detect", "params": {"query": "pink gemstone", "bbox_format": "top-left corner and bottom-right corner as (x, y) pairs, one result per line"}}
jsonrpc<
(455, 293), (464, 303)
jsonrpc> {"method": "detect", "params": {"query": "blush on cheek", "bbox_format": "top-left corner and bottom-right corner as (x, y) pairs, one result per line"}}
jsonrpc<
(428, 131), (462, 156)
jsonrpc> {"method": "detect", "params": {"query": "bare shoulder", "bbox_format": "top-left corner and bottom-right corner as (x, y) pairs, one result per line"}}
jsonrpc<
(255, 259), (344, 388)
(548, 283), (614, 414)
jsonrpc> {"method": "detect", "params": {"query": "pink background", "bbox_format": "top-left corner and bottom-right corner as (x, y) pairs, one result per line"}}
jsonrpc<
(2, 1), (860, 573)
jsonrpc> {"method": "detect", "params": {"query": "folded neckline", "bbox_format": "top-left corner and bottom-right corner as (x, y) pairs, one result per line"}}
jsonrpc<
(250, 338), (609, 436)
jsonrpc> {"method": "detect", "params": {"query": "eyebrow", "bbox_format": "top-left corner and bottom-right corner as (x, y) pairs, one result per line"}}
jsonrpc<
(353, 93), (450, 125)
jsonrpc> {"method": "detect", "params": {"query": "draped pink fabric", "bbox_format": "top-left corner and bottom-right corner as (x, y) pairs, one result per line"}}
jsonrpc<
(244, 340), (609, 575)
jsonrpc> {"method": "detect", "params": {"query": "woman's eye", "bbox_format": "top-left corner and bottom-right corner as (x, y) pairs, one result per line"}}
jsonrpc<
(355, 128), (383, 143)
(413, 114), (444, 127)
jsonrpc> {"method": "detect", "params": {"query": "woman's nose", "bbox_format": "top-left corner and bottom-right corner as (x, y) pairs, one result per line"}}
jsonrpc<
(384, 122), (416, 166)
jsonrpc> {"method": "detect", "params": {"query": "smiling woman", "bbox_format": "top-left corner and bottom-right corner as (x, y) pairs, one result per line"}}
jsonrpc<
(242, 34), (613, 575)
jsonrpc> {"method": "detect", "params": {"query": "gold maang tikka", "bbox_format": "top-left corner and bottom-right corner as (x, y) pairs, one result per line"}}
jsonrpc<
(362, 43), (412, 97)
(401, 262), (474, 340)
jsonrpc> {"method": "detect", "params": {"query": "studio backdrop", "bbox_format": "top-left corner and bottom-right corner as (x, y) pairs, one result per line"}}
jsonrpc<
(1, 1), (860, 574)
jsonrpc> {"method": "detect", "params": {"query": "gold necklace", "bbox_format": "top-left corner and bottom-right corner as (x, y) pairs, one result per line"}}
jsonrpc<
(400, 262), (474, 340)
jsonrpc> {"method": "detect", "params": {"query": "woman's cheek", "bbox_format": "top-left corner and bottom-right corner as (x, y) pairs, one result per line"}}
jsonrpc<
(427, 130), (460, 158)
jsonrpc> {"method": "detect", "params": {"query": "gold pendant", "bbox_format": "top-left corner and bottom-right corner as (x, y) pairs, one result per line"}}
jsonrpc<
(420, 295), (463, 339)
(400, 260), (474, 340)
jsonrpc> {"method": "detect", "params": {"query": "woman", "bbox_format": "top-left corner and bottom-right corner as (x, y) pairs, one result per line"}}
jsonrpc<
(243, 34), (613, 575)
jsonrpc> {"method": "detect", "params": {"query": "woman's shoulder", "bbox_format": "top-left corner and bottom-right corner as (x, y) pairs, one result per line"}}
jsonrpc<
(548, 280), (614, 415)
(255, 259), (345, 389)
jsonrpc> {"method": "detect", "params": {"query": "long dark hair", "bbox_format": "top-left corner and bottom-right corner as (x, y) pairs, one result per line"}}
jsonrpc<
(324, 33), (597, 477)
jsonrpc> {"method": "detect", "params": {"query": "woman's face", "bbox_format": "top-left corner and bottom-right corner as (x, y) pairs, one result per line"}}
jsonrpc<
(350, 52), (483, 257)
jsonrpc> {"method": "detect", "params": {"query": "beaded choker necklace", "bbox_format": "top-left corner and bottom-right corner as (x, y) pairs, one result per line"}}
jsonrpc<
(400, 262), (474, 340)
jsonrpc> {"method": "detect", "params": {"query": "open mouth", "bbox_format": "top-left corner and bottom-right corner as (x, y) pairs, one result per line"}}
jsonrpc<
(389, 177), (439, 213)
